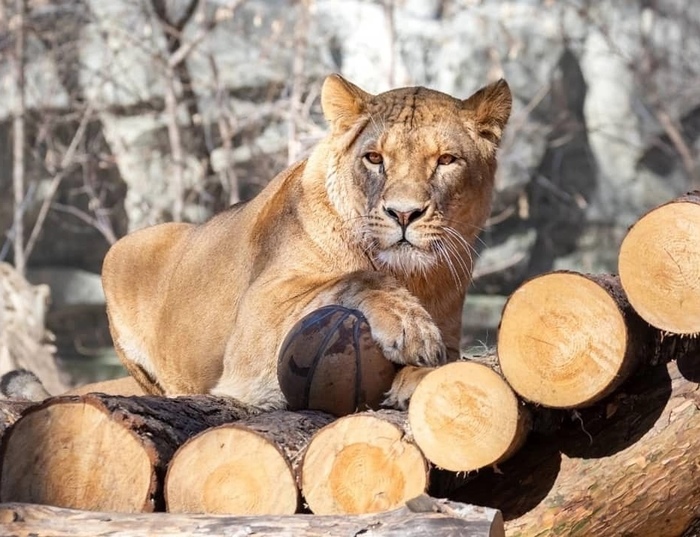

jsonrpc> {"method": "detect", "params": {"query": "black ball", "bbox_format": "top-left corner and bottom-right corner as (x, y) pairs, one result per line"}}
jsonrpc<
(277, 306), (396, 416)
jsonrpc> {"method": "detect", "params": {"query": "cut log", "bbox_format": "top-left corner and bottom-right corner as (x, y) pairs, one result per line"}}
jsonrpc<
(0, 398), (34, 436)
(301, 410), (428, 515)
(451, 358), (700, 537)
(0, 495), (506, 537)
(498, 272), (650, 408)
(409, 361), (530, 472)
(619, 190), (700, 334)
(0, 394), (254, 512)
(165, 410), (333, 515)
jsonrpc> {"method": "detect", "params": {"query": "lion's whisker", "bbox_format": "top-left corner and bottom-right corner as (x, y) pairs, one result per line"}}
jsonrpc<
(441, 236), (472, 284)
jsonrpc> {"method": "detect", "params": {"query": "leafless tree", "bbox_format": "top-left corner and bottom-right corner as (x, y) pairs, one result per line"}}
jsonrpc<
(11, 0), (26, 275)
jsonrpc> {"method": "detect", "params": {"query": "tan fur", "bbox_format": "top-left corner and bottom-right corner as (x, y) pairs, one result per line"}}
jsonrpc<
(102, 74), (512, 410)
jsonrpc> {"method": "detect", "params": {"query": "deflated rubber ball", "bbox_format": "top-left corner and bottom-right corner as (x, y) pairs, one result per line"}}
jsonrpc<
(277, 305), (396, 416)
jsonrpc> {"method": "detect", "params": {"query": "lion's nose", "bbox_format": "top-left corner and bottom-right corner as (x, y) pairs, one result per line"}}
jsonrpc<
(383, 205), (428, 228)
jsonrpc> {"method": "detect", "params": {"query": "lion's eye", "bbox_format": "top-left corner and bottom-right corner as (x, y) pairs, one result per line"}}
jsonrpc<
(364, 152), (383, 166)
(437, 154), (457, 166)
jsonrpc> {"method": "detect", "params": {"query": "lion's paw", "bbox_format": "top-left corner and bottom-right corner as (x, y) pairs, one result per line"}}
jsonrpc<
(382, 365), (436, 410)
(359, 296), (446, 368)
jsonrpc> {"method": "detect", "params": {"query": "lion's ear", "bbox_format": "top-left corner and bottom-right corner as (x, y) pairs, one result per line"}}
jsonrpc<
(321, 74), (371, 131)
(462, 79), (512, 144)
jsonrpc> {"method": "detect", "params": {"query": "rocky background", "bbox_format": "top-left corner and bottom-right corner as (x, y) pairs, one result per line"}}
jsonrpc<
(0, 0), (697, 384)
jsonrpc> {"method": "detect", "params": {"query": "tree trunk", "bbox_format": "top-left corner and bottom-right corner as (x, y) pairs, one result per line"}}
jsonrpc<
(0, 394), (255, 512)
(0, 495), (506, 537)
(12, 0), (26, 275)
(451, 358), (700, 537)
(619, 189), (700, 334)
(498, 272), (670, 408)
(301, 410), (428, 515)
(409, 360), (530, 472)
(164, 410), (333, 514)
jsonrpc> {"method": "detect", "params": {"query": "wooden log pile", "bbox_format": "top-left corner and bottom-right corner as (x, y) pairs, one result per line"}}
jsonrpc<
(2, 191), (700, 536)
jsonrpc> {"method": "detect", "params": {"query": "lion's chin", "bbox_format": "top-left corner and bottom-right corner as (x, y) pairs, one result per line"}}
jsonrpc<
(374, 244), (436, 275)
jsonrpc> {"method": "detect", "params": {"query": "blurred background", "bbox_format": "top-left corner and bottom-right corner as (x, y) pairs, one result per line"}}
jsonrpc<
(0, 0), (698, 389)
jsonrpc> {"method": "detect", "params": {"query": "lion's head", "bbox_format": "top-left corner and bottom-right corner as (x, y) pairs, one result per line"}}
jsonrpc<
(316, 74), (511, 282)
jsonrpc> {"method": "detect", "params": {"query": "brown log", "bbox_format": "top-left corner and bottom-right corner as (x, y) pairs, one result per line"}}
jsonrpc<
(165, 410), (334, 515)
(0, 495), (505, 537)
(451, 357), (700, 537)
(0, 393), (254, 512)
(301, 410), (428, 515)
(498, 272), (656, 408)
(409, 361), (530, 472)
(0, 398), (33, 437)
(619, 190), (700, 334)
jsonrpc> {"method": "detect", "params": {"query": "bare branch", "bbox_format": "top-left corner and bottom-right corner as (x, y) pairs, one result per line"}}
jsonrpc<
(208, 53), (240, 205)
(163, 66), (186, 222)
(12, 0), (26, 275)
(23, 105), (95, 260)
(382, 0), (396, 87)
(288, 0), (311, 165)
(654, 107), (700, 188)
(151, 0), (199, 32)
(51, 203), (117, 245)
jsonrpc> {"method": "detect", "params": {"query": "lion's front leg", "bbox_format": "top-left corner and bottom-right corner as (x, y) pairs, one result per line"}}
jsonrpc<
(313, 271), (447, 369)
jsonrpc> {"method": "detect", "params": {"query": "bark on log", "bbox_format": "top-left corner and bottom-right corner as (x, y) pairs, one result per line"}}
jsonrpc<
(0, 495), (505, 537)
(0, 398), (33, 437)
(619, 190), (700, 334)
(301, 409), (428, 515)
(409, 361), (530, 472)
(450, 358), (700, 537)
(0, 393), (256, 512)
(497, 272), (686, 408)
(164, 410), (334, 514)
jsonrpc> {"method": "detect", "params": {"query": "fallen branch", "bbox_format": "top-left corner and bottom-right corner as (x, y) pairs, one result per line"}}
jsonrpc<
(0, 495), (505, 537)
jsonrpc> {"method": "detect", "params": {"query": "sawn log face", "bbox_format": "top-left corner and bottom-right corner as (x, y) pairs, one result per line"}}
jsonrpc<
(451, 357), (700, 537)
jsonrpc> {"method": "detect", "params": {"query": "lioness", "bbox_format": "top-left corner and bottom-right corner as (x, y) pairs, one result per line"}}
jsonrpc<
(96, 74), (512, 411)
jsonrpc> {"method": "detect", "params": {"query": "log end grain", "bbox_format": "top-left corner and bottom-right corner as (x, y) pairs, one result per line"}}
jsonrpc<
(0, 400), (154, 512)
(165, 425), (298, 515)
(498, 272), (630, 408)
(301, 414), (427, 515)
(619, 200), (700, 334)
(409, 362), (529, 472)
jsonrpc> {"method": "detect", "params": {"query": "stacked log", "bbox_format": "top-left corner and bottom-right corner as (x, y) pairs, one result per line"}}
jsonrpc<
(451, 358), (700, 537)
(165, 410), (333, 514)
(0, 394), (258, 512)
(300, 410), (428, 514)
(498, 273), (650, 408)
(408, 361), (530, 472)
(1, 191), (700, 536)
(619, 191), (700, 334)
